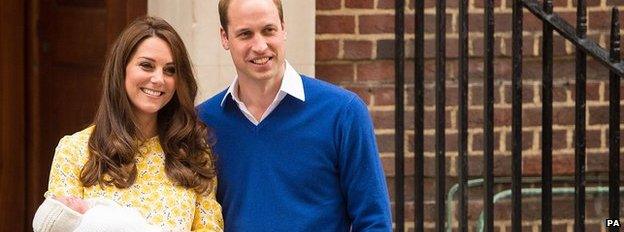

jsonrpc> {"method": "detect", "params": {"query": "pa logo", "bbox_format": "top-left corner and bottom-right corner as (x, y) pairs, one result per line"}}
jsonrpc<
(606, 219), (621, 227)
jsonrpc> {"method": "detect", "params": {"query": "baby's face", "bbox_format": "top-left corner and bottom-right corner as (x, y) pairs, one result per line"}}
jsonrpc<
(55, 196), (88, 214)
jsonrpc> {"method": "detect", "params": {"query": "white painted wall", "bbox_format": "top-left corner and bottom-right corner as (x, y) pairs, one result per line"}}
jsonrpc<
(148, 0), (315, 103)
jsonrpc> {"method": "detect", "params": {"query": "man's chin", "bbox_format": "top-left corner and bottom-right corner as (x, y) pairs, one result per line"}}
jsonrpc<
(244, 71), (279, 82)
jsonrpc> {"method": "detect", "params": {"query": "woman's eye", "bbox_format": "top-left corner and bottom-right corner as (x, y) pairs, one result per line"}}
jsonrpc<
(164, 67), (176, 76)
(139, 62), (154, 70)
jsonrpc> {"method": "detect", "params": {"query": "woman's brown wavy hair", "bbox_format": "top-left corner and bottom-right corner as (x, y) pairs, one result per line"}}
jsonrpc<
(80, 16), (216, 194)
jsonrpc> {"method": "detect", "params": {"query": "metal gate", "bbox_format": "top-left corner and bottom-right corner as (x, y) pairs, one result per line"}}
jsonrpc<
(391, 0), (622, 231)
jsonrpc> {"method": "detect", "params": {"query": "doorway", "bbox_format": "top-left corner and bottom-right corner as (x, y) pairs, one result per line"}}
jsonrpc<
(2, 0), (147, 231)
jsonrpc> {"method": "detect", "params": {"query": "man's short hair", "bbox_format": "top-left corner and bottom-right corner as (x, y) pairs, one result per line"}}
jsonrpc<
(218, 0), (284, 33)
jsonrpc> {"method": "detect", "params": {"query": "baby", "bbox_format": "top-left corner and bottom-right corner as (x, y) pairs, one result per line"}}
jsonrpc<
(33, 195), (162, 232)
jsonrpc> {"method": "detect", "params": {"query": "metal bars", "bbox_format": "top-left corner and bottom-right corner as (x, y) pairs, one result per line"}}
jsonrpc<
(394, 0), (405, 231)
(511, 0), (523, 231)
(392, 0), (621, 231)
(435, 0), (447, 230)
(541, 0), (554, 230)
(483, 0), (495, 231)
(608, 8), (621, 232)
(414, 0), (425, 231)
(574, 0), (588, 230)
(457, 0), (469, 231)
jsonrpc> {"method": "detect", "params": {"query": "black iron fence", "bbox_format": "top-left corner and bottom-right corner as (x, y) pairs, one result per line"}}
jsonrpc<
(392, 0), (622, 231)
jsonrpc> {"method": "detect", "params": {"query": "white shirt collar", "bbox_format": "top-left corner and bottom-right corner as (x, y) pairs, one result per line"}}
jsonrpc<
(219, 60), (305, 125)
(220, 60), (305, 107)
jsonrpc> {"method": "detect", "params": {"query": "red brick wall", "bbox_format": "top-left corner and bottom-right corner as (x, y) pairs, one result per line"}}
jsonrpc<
(315, 0), (624, 230)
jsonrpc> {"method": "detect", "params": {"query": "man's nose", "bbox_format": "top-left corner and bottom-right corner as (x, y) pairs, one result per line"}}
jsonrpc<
(250, 35), (268, 53)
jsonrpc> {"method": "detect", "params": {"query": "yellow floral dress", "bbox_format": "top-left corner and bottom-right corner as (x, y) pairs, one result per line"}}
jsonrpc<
(46, 126), (224, 232)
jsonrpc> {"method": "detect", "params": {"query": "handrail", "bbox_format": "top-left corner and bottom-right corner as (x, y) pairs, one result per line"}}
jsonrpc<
(522, 0), (624, 77)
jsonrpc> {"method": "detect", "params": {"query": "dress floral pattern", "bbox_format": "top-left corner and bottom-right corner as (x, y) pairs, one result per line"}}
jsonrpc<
(46, 126), (224, 232)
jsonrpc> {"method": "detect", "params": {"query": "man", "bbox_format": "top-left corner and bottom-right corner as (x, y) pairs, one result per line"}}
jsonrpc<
(197, 0), (392, 230)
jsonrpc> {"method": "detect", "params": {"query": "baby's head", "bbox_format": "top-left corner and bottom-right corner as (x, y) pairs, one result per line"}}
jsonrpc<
(54, 196), (89, 214)
(32, 196), (88, 232)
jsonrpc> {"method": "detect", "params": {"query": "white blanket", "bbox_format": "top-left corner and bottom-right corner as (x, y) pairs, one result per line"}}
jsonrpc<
(33, 197), (163, 232)
(74, 198), (162, 232)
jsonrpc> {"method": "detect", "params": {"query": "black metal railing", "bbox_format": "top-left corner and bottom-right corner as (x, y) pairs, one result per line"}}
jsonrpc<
(609, 9), (621, 232)
(394, 0), (405, 231)
(541, 1), (554, 230)
(392, 0), (622, 231)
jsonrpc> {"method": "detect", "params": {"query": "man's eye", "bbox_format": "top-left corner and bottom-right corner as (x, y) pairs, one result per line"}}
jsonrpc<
(239, 32), (251, 38)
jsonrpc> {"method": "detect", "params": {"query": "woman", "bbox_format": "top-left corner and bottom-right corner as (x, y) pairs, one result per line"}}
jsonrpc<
(45, 16), (223, 231)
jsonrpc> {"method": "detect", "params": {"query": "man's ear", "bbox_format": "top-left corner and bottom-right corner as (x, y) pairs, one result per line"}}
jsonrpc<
(220, 27), (230, 50)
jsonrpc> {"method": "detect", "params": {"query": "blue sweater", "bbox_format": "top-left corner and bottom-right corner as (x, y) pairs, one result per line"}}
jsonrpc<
(197, 76), (391, 231)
